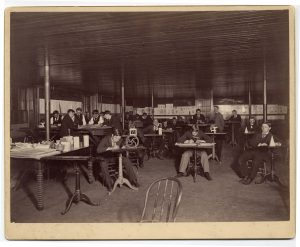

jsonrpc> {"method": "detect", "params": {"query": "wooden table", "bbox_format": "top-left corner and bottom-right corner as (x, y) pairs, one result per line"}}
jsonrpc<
(175, 142), (215, 182)
(41, 149), (99, 214)
(106, 147), (145, 195)
(77, 125), (112, 145)
(10, 146), (96, 211)
(256, 145), (285, 185)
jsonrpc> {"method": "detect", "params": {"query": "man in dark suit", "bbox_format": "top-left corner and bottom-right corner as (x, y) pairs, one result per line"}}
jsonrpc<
(59, 109), (78, 137)
(103, 110), (122, 130)
(140, 113), (153, 134)
(192, 109), (206, 124)
(96, 128), (139, 192)
(228, 109), (242, 145)
(238, 122), (278, 185)
(176, 125), (213, 180)
(245, 117), (260, 133)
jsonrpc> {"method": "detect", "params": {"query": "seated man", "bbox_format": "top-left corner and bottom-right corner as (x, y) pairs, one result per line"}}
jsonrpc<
(59, 109), (78, 137)
(176, 125), (213, 180)
(96, 128), (139, 192)
(50, 110), (62, 126)
(103, 110), (122, 130)
(89, 109), (104, 125)
(192, 109), (206, 124)
(238, 122), (279, 185)
(245, 117), (259, 133)
(75, 107), (86, 126)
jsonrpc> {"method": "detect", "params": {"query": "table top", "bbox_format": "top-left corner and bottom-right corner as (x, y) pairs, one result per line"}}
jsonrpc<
(225, 120), (241, 124)
(144, 133), (164, 137)
(36, 125), (61, 130)
(11, 146), (90, 160)
(78, 125), (112, 130)
(188, 123), (210, 126)
(10, 147), (60, 160)
(105, 146), (146, 153)
(175, 142), (215, 148)
(162, 129), (175, 133)
(205, 132), (227, 135)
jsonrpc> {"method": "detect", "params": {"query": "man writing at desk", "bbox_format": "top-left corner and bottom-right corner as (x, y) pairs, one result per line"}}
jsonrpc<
(176, 125), (213, 181)
(238, 122), (280, 185)
(96, 128), (139, 192)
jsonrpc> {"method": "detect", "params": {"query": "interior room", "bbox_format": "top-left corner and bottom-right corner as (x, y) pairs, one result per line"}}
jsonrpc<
(9, 9), (290, 223)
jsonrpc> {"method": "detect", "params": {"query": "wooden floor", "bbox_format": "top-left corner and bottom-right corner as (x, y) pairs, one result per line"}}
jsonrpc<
(10, 144), (290, 223)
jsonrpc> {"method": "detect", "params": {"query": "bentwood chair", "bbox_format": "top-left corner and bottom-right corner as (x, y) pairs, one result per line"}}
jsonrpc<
(140, 177), (183, 222)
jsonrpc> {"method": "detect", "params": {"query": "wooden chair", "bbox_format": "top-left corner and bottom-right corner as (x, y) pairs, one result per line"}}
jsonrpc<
(140, 177), (183, 222)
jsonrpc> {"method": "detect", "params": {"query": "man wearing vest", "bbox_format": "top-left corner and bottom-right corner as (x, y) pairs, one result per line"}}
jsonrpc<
(75, 107), (86, 126)
(89, 109), (104, 125)
(50, 110), (62, 126)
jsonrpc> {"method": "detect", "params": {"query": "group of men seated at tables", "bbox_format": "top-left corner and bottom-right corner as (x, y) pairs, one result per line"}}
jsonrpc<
(41, 106), (282, 190)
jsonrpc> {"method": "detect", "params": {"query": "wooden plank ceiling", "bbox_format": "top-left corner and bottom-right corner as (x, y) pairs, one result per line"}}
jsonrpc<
(10, 10), (289, 105)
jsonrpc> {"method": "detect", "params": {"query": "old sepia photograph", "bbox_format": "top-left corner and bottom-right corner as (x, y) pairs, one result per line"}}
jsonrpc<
(5, 6), (295, 239)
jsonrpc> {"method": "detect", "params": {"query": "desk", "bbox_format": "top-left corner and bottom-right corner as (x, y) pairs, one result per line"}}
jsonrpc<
(226, 121), (241, 147)
(41, 151), (99, 214)
(107, 147), (145, 195)
(175, 142), (215, 182)
(11, 146), (96, 211)
(204, 132), (227, 161)
(22, 126), (60, 142)
(256, 145), (284, 185)
(77, 125), (112, 144)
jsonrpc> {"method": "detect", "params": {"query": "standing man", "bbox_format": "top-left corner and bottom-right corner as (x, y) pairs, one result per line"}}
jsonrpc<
(60, 109), (78, 137)
(228, 110), (242, 145)
(140, 112), (153, 134)
(75, 107), (86, 126)
(210, 106), (225, 162)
